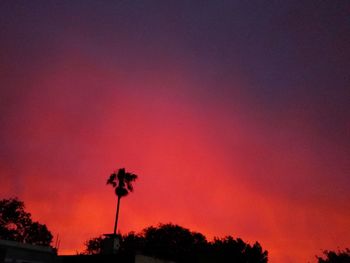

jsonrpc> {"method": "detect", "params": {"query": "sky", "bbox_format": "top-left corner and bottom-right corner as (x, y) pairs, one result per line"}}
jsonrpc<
(0, 1), (349, 262)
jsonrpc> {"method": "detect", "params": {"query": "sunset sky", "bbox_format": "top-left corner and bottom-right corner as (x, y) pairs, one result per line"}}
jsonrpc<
(0, 1), (349, 262)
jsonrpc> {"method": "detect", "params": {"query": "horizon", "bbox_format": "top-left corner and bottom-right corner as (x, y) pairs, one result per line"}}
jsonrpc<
(1, 1), (349, 262)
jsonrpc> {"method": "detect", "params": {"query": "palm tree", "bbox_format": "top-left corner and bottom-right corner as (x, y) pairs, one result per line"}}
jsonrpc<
(107, 168), (138, 236)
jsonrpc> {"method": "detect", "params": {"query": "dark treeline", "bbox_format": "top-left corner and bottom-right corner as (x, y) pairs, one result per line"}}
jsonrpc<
(83, 223), (268, 263)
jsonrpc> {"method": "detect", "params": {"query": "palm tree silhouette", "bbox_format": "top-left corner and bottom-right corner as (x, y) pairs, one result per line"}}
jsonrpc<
(107, 168), (138, 236)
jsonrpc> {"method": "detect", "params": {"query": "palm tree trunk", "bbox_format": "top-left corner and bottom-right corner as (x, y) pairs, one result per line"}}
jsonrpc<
(113, 196), (121, 236)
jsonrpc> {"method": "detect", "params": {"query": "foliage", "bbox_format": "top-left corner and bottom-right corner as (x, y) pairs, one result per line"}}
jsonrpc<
(83, 223), (268, 262)
(208, 236), (268, 263)
(107, 168), (138, 198)
(83, 236), (106, 255)
(141, 223), (207, 262)
(0, 197), (53, 246)
(317, 249), (350, 263)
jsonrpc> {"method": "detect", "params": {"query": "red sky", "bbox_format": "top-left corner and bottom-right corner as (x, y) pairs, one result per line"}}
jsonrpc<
(1, 2), (349, 262)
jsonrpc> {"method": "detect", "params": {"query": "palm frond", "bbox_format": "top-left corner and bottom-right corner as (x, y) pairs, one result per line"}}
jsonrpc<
(125, 172), (138, 182)
(108, 168), (138, 197)
(107, 173), (117, 187)
(117, 168), (126, 180)
(126, 181), (134, 192)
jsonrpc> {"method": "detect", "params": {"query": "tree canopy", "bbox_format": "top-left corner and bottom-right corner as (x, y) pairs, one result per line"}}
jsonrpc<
(0, 197), (53, 246)
(316, 249), (350, 263)
(107, 168), (138, 199)
(83, 223), (268, 263)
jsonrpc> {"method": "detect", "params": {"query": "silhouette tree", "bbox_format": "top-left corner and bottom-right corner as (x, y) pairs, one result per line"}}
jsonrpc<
(142, 223), (207, 262)
(83, 236), (105, 255)
(317, 249), (350, 263)
(207, 236), (268, 263)
(120, 231), (145, 255)
(82, 223), (268, 262)
(0, 198), (52, 246)
(107, 168), (138, 236)
(82, 233), (139, 255)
